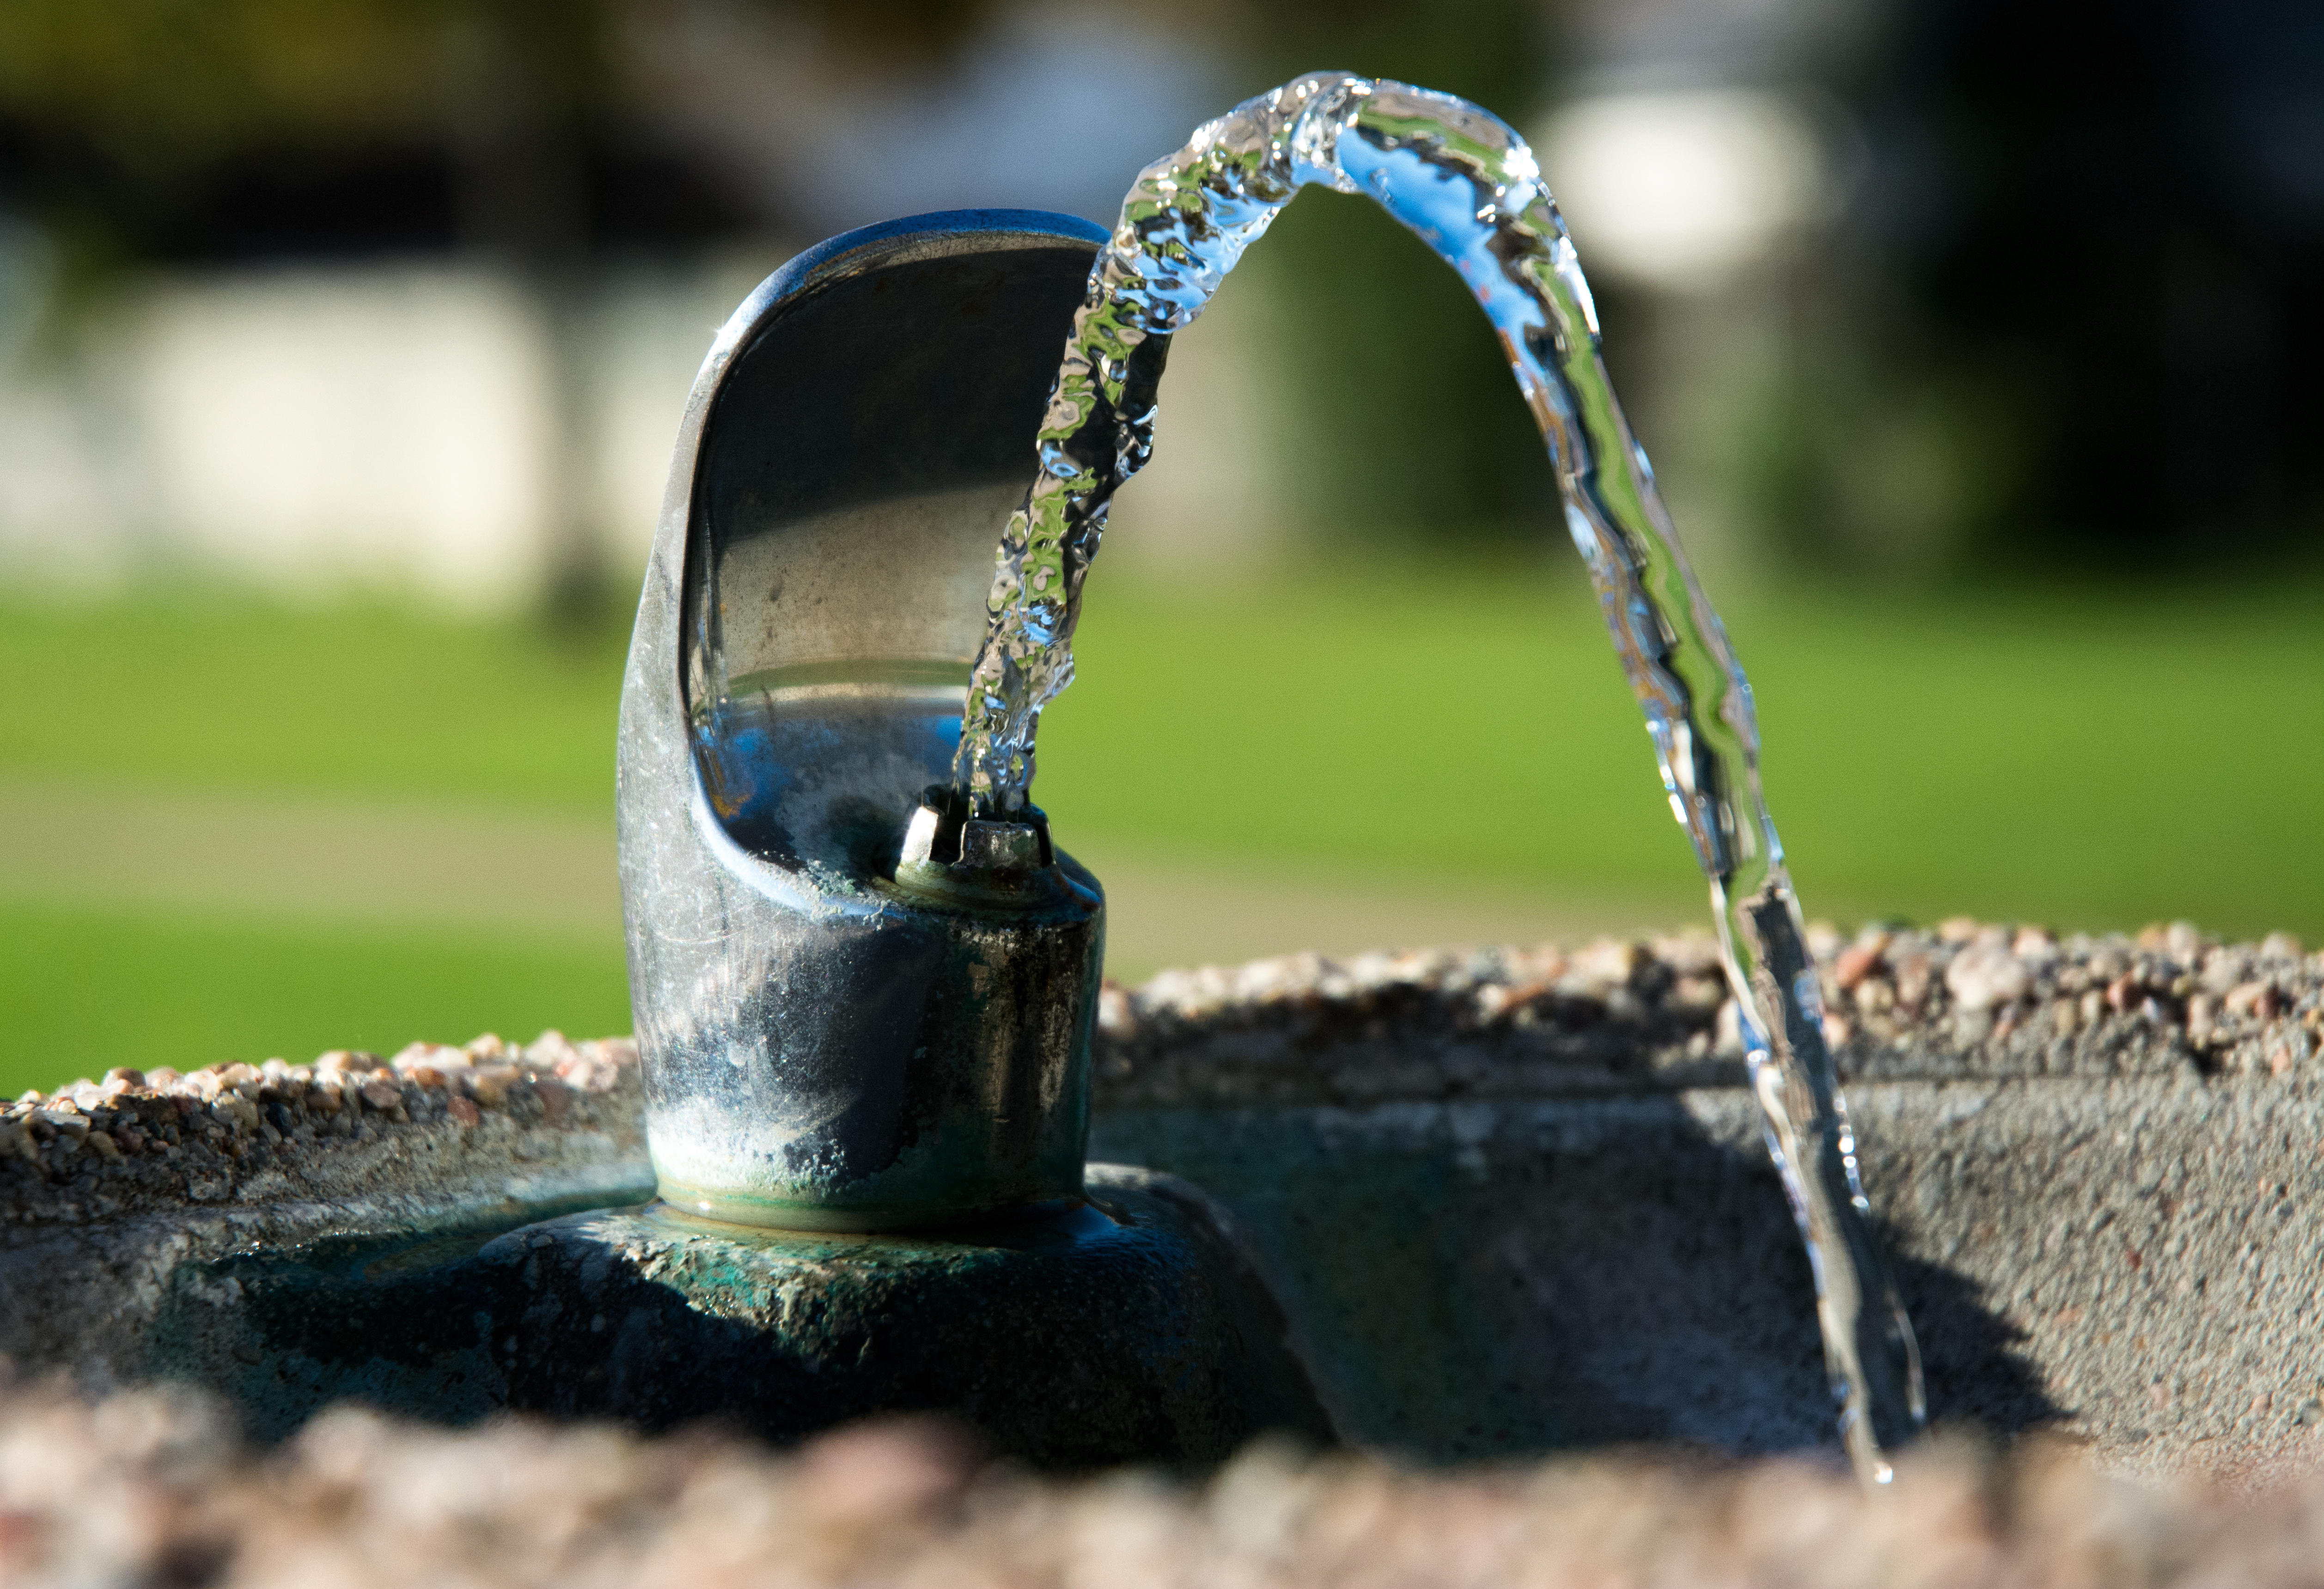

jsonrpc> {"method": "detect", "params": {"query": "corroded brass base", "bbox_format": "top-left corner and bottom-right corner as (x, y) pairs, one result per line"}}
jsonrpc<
(142, 1164), (1335, 1466)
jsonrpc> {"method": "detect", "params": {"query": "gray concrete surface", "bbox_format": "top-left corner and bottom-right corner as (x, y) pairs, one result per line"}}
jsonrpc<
(5, 920), (2321, 1477)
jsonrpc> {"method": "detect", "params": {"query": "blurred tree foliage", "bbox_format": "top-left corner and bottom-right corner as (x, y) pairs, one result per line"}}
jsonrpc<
(0, 0), (618, 261)
(1825, 0), (2324, 577)
(0, 0), (476, 192)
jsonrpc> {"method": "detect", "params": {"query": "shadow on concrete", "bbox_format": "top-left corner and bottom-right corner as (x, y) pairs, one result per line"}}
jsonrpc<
(1884, 1222), (2062, 1440)
(1094, 1091), (2060, 1462)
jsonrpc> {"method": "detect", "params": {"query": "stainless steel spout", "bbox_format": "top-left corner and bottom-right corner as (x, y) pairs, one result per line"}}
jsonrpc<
(617, 210), (1110, 1232)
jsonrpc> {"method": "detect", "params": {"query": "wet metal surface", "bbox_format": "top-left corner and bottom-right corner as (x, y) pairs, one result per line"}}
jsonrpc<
(619, 212), (1113, 1230)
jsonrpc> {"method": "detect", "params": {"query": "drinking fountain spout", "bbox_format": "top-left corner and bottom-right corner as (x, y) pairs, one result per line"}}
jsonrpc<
(603, 207), (1331, 1464)
(618, 211), (1112, 1232)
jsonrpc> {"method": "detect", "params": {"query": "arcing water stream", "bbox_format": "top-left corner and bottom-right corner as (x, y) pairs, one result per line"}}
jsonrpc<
(950, 71), (1926, 1481)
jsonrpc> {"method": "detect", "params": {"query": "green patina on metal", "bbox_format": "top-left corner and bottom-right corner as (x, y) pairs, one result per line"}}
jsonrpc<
(141, 1166), (1333, 1467)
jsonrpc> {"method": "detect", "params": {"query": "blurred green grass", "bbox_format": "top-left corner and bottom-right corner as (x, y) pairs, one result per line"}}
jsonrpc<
(3, 565), (2319, 1096)
(0, 596), (631, 816)
(0, 899), (630, 1090)
(1050, 563), (2324, 938)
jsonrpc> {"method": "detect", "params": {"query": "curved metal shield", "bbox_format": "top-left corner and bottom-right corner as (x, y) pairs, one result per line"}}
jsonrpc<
(618, 210), (1110, 1231)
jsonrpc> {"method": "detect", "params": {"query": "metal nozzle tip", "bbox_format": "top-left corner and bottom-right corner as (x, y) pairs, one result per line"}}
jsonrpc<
(893, 793), (1060, 907)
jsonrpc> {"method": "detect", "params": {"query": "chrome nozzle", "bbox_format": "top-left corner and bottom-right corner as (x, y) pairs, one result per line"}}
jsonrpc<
(617, 210), (1110, 1232)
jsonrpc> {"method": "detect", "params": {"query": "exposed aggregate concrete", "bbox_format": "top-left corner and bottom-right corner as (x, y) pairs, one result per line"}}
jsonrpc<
(0, 1035), (650, 1392)
(9, 1375), (2324, 1589)
(0, 1034), (638, 1224)
(5, 920), (2314, 1213)
(1094, 919), (2322, 1107)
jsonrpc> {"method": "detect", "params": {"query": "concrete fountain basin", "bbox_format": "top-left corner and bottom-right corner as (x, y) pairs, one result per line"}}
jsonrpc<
(4, 919), (2319, 1478)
